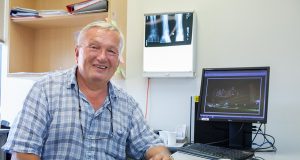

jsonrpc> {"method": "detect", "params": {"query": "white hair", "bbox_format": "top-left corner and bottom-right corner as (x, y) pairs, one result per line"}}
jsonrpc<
(77, 21), (125, 58)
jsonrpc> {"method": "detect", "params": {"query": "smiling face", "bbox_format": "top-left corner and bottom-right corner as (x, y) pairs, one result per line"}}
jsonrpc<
(75, 27), (121, 85)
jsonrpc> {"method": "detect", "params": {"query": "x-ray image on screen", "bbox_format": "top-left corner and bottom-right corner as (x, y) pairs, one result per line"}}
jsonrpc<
(145, 12), (193, 47)
(204, 78), (263, 115)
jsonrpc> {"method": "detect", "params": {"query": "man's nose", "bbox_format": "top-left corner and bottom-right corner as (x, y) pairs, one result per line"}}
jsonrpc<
(96, 49), (108, 59)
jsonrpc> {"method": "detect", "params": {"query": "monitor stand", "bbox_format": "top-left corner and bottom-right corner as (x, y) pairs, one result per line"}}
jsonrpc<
(229, 122), (252, 150)
(194, 121), (252, 150)
(194, 100), (253, 150)
(194, 120), (229, 147)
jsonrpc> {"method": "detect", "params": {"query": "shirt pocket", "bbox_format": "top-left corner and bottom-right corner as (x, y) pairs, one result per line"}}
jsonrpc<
(105, 127), (128, 160)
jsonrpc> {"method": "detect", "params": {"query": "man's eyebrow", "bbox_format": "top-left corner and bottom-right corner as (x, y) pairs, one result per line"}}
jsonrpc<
(87, 40), (99, 45)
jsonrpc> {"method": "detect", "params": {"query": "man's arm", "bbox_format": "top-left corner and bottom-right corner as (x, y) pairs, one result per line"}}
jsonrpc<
(12, 152), (40, 160)
(145, 146), (173, 160)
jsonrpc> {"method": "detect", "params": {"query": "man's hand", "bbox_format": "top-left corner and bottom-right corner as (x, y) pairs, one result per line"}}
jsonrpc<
(12, 152), (40, 160)
(148, 152), (174, 160)
(145, 146), (173, 160)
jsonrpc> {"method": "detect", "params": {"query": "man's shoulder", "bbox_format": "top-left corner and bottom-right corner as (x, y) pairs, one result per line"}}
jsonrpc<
(35, 68), (74, 87)
(110, 83), (132, 98)
(110, 83), (138, 105)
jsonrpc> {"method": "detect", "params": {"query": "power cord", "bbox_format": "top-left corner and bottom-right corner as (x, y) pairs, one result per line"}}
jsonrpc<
(252, 155), (266, 160)
(252, 123), (277, 153)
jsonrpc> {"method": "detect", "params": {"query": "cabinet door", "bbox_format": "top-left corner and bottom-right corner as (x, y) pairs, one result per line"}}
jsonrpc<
(0, 0), (6, 42)
(109, 0), (127, 79)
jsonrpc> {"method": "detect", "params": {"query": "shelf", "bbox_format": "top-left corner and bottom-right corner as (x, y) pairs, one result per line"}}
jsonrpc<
(7, 0), (126, 75)
(7, 72), (48, 78)
(11, 12), (108, 29)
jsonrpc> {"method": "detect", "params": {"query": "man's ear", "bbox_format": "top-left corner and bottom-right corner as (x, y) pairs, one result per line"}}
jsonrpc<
(75, 46), (79, 64)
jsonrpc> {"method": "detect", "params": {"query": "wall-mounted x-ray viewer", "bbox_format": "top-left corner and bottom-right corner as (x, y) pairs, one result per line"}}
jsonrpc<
(143, 11), (196, 78)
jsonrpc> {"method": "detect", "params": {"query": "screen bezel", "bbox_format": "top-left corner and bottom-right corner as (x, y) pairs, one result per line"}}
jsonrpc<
(197, 67), (270, 123)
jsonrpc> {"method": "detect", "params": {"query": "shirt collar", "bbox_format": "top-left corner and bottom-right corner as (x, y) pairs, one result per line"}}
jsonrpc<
(67, 65), (117, 100)
(66, 65), (78, 90)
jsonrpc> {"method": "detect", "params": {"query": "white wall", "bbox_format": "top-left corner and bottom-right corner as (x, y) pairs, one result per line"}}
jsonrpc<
(1, 76), (36, 124)
(1, 0), (300, 159)
(125, 0), (300, 159)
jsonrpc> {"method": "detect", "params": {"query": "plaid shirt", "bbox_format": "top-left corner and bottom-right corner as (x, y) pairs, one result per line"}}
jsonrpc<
(2, 66), (163, 160)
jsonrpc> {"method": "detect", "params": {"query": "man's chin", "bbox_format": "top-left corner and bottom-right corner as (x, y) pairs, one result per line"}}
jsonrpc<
(91, 74), (112, 82)
(90, 70), (114, 81)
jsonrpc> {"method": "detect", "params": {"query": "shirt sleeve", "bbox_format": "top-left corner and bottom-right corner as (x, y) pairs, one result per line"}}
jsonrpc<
(1, 81), (49, 157)
(126, 104), (164, 159)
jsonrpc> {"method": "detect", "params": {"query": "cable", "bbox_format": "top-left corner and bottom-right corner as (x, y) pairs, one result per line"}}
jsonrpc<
(189, 96), (193, 143)
(252, 123), (263, 143)
(254, 132), (277, 152)
(252, 124), (277, 153)
(252, 156), (265, 160)
(145, 78), (150, 119)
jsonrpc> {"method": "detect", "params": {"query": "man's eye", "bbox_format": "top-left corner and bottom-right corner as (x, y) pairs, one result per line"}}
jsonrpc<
(108, 49), (119, 55)
(88, 45), (99, 50)
(108, 49), (115, 54)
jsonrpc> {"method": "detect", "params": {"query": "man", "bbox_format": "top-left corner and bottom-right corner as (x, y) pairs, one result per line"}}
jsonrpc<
(2, 21), (172, 160)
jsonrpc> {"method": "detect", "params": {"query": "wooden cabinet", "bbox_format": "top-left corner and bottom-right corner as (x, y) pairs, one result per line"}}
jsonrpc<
(0, 0), (5, 42)
(8, 0), (127, 75)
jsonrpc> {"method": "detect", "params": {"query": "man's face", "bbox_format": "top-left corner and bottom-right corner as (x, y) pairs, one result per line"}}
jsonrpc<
(75, 27), (120, 83)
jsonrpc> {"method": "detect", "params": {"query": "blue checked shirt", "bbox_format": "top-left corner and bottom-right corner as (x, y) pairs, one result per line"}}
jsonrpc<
(2, 66), (164, 160)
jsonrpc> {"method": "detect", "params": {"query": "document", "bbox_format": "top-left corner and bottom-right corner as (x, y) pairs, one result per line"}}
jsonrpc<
(10, 7), (39, 17)
(38, 10), (69, 17)
(66, 0), (108, 14)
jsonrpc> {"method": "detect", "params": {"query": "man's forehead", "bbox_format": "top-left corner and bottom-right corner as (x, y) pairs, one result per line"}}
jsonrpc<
(80, 29), (120, 43)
